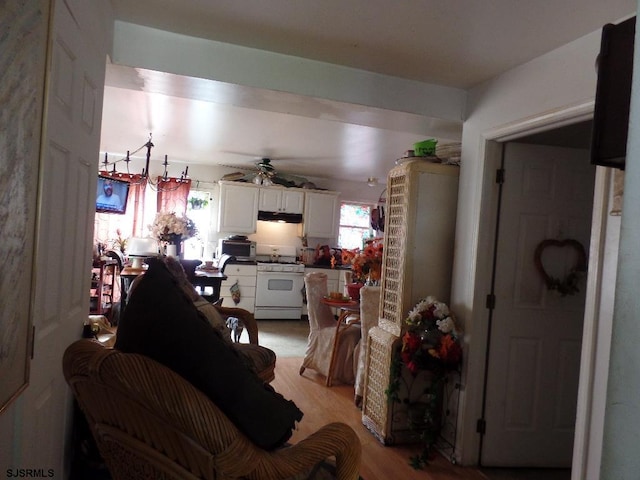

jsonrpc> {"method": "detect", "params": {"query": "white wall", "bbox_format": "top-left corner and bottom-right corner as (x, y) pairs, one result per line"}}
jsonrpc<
(110, 22), (466, 126)
(600, 2), (640, 476)
(454, 19), (633, 472)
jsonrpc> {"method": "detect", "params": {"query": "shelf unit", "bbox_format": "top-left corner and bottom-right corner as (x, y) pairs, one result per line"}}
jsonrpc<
(362, 160), (460, 446)
(90, 260), (118, 315)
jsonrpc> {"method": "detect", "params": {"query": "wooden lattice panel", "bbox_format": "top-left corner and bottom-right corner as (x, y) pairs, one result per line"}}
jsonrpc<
(379, 167), (410, 336)
(362, 326), (398, 444)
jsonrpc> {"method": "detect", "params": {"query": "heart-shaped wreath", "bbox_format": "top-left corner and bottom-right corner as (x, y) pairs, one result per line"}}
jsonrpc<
(533, 239), (587, 296)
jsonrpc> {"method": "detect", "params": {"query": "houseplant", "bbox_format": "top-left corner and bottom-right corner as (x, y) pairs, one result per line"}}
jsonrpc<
(387, 296), (462, 469)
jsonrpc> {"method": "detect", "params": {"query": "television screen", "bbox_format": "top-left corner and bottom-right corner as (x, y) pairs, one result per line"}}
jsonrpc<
(590, 16), (636, 169)
(96, 174), (130, 214)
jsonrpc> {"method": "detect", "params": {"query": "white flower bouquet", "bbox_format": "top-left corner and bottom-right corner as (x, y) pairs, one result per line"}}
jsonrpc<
(149, 211), (197, 243)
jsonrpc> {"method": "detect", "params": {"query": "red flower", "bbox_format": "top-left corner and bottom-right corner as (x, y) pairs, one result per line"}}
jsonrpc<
(438, 334), (462, 365)
(402, 331), (421, 352)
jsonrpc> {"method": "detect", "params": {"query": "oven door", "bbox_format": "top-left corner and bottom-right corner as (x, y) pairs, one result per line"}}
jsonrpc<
(255, 271), (304, 319)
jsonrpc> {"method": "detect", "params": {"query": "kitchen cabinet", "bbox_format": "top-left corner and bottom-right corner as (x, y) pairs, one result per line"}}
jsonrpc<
(217, 182), (259, 234)
(219, 263), (257, 312)
(90, 260), (118, 315)
(362, 159), (459, 445)
(259, 187), (304, 214)
(303, 191), (339, 238)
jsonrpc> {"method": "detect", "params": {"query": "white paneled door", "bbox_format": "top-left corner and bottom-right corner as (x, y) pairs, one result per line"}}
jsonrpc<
(481, 143), (595, 466)
(16, 1), (109, 474)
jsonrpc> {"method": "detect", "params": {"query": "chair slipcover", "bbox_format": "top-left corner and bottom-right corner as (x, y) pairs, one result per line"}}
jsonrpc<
(300, 272), (361, 385)
(354, 286), (381, 405)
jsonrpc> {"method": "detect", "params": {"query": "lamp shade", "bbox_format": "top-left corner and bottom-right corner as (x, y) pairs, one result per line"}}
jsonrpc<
(127, 237), (159, 258)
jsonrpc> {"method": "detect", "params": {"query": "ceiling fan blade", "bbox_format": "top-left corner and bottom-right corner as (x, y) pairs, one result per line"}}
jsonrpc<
(220, 150), (327, 162)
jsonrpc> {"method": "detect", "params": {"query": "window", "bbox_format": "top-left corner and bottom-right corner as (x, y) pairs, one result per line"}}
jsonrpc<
(182, 191), (212, 259)
(338, 202), (372, 250)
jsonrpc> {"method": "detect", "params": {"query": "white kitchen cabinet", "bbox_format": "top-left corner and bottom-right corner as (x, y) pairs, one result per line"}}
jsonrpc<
(217, 182), (259, 234)
(303, 191), (339, 238)
(259, 187), (304, 214)
(219, 263), (257, 312)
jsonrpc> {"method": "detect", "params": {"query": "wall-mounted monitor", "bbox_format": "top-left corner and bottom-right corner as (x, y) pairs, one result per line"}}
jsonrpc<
(96, 174), (130, 214)
(590, 16), (636, 170)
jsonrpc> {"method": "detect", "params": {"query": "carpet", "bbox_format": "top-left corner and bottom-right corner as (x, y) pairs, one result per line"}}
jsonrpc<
(255, 319), (310, 357)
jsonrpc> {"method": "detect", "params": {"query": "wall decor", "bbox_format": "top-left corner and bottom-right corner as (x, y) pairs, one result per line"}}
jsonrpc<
(0, 0), (50, 414)
(533, 239), (587, 297)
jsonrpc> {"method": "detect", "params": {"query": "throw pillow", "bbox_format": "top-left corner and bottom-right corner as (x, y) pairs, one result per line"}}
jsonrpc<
(115, 257), (303, 450)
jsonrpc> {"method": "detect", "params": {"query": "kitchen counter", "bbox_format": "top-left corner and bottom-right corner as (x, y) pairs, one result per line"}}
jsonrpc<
(304, 264), (352, 270)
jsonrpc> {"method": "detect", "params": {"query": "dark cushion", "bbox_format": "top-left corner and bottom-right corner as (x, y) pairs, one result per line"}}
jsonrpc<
(115, 257), (302, 450)
(233, 343), (277, 376)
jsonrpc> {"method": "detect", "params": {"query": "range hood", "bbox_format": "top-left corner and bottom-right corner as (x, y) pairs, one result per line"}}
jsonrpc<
(258, 210), (303, 224)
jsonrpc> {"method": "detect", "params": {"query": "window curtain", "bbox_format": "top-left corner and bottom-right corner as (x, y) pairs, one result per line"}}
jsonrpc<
(156, 177), (191, 215)
(127, 175), (148, 236)
(93, 173), (148, 253)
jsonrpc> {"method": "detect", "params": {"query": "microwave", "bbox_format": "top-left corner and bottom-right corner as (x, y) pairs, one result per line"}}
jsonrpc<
(217, 238), (256, 260)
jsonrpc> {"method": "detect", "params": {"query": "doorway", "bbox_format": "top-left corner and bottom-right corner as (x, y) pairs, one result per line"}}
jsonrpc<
(480, 120), (595, 471)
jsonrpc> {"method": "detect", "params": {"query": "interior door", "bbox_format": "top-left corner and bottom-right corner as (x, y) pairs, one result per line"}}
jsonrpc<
(16, 0), (108, 473)
(481, 142), (595, 466)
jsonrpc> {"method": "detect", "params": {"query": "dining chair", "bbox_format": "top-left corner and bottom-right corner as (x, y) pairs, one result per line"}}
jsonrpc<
(354, 285), (381, 407)
(300, 272), (361, 385)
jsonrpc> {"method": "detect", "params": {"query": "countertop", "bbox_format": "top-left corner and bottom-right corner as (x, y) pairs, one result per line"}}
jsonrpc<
(304, 264), (351, 270)
(223, 259), (351, 270)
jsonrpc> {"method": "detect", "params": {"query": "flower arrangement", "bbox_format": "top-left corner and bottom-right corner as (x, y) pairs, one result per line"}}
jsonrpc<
(387, 296), (463, 469)
(149, 211), (197, 243)
(341, 237), (384, 284)
(401, 296), (462, 375)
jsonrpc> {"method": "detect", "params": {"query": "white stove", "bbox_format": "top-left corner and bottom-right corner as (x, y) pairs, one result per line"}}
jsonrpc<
(255, 243), (298, 264)
(257, 262), (305, 273)
(254, 244), (305, 319)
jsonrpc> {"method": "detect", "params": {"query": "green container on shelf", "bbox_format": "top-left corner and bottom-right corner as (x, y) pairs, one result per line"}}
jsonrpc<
(413, 139), (438, 156)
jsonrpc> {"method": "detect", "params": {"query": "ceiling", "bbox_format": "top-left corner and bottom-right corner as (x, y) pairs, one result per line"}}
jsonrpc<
(102, 0), (635, 185)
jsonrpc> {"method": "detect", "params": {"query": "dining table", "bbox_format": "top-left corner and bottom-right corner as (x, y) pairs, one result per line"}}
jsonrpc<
(189, 269), (227, 303)
(120, 265), (227, 304)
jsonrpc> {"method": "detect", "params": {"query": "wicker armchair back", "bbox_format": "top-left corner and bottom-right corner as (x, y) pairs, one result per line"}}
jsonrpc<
(63, 339), (362, 480)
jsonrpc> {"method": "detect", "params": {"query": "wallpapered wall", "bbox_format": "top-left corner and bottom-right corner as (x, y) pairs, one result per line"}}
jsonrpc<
(0, 0), (50, 412)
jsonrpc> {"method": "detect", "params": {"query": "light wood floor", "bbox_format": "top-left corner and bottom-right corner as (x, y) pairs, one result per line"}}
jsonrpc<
(271, 356), (489, 480)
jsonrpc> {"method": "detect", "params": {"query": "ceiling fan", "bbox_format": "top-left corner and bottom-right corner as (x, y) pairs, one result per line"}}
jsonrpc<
(220, 150), (320, 187)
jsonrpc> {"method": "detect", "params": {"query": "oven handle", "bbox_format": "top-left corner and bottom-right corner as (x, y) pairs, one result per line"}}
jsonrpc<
(256, 271), (304, 276)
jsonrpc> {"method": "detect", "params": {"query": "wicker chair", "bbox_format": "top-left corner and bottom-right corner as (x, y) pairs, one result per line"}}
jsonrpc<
(125, 257), (276, 384)
(213, 304), (276, 384)
(63, 339), (362, 480)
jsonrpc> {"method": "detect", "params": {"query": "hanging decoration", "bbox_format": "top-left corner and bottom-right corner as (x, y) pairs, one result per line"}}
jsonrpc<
(100, 133), (189, 192)
(230, 281), (241, 305)
(533, 238), (587, 296)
